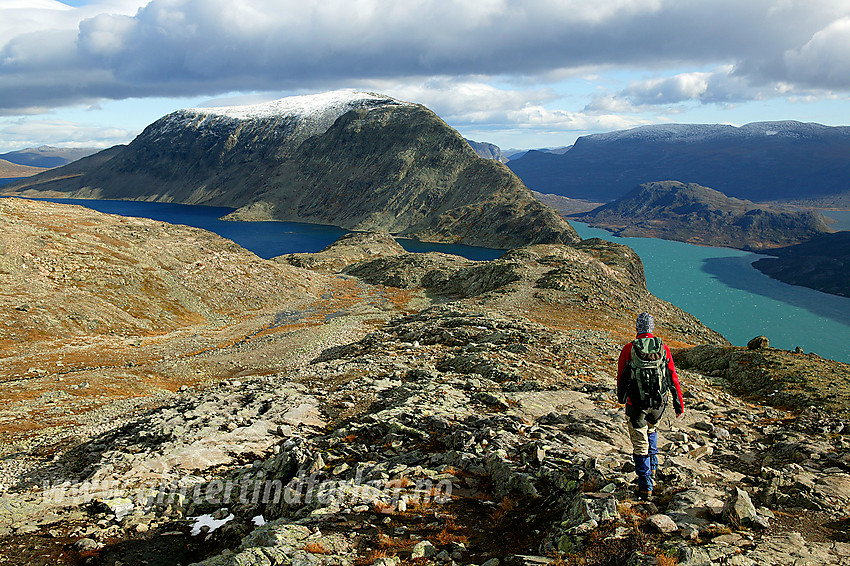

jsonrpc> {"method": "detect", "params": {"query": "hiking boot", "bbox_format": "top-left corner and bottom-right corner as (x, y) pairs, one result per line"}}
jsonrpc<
(637, 488), (653, 500)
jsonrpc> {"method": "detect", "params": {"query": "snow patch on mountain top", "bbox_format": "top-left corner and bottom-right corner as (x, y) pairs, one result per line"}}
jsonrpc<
(188, 90), (412, 121)
(146, 90), (416, 146)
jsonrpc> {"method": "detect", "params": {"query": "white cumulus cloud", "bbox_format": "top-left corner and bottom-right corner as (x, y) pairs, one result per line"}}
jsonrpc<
(0, 0), (848, 115)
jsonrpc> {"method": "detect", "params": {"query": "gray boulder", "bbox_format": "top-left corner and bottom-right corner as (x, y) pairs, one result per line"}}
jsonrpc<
(722, 487), (757, 525)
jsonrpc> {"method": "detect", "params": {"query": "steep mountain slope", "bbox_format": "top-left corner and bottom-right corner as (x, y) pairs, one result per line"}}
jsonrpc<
(574, 181), (831, 250)
(3, 90), (578, 248)
(508, 121), (850, 204)
(752, 231), (850, 297)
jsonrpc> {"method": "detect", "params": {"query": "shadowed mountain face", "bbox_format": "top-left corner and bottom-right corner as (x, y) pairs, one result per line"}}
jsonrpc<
(574, 181), (831, 250)
(753, 231), (850, 297)
(3, 90), (578, 249)
(508, 121), (850, 205)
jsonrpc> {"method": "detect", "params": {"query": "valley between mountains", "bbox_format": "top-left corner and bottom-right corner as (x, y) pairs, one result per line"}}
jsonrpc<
(2, 197), (849, 566)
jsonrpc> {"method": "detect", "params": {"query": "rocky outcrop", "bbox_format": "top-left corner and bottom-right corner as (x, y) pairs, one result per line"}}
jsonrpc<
(277, 231), (406, 272)
(675, 342), (850, 415)
(574, 181), (831, 250)
(752, 231), (850, 297)
(294, 233), (724, 345)
(3, 90), (578, 249)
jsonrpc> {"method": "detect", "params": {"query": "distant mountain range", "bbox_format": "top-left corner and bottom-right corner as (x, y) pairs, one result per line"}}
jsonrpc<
(574, 181), (831, 250)
(2, 91), (577, 249)
(507, 121), (850, 205)
(503, 146), (572, 161)
(0, 146), (100, 169)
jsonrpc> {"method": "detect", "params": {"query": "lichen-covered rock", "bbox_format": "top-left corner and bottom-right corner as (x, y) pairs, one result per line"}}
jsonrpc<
(278, 231), (406, 272)
(722, 487), (757, 526)
(647, 514), (678, 534)
(565, 493), (619, 526)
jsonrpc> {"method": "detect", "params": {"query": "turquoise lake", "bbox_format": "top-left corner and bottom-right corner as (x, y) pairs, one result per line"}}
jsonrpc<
(572, 222), (849, 363)
(4, 194), (848, 363)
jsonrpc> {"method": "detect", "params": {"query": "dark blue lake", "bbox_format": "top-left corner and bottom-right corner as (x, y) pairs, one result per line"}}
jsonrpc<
(36, 198), (506, 261)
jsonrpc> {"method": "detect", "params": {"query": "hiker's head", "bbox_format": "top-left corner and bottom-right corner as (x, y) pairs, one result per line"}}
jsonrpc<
(636, 312), (654, 335)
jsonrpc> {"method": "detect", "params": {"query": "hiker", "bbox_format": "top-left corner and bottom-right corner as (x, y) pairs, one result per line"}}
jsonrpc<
(617, 312), (683, 498)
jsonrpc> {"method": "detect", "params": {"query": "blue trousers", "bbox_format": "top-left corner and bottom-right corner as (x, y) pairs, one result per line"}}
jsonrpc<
(629, 418), (658, 491)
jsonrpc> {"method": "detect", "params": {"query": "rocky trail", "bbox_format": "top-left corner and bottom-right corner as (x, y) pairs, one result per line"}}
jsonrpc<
(1, 200), (849, 566)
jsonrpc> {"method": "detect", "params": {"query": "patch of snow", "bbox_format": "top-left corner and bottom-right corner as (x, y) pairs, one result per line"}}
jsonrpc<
(252, 515), (266, 527)
(190, 513), (234, 536)
(145, 89), (415, 146)
(188, 89), (412, 121)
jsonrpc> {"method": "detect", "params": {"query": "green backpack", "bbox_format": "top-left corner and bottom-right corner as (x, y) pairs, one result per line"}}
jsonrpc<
(629, 337), (669, 409)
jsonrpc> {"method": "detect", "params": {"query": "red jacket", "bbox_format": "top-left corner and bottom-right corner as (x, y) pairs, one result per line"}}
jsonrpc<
(617, 333), (684, 414)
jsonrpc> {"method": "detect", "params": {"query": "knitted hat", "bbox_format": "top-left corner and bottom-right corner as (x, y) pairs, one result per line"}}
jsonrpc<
(636, 312), (654, 335)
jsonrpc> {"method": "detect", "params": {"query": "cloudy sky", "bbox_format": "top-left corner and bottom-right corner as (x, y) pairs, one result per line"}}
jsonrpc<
(1, 0), (849, 153)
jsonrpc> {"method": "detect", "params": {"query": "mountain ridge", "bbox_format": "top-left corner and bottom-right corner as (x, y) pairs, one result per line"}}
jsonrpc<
(574, 180), (832, 250)
(507, 120), (850, 204)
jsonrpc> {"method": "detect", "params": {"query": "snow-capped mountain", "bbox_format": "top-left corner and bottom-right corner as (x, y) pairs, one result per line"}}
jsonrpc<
(1, 91), (578, 249)
(150, 90), (413, 149)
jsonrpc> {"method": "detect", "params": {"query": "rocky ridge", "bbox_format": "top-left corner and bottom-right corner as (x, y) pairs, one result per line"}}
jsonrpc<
(465, 140), (508, 163)
(2, 90), (578, 249)
(2, 199), (849, 565)
(6, 307), (849, 566)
